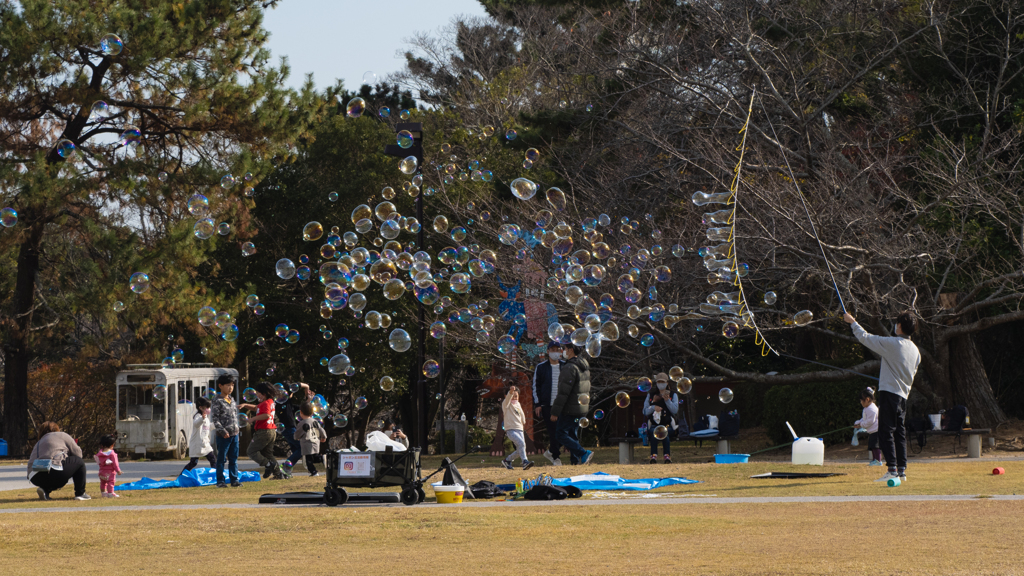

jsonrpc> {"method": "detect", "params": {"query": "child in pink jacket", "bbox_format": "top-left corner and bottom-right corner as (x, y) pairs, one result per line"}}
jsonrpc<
(95, 434), (123, 498)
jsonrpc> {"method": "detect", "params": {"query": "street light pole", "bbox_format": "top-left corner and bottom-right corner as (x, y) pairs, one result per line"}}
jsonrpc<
(383, 122), (427, 452)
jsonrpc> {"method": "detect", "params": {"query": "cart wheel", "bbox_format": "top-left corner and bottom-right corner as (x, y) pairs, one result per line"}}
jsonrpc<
(400, 488), (419, 506)
(324, 487), (348, 507)
(416, 487), (426, 503)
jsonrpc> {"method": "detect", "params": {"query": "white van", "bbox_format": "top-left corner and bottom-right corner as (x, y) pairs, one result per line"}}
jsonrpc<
(115, 364), (239, 458)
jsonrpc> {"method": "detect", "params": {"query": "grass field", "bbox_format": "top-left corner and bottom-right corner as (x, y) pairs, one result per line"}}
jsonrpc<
(1, 450), (1022, 574)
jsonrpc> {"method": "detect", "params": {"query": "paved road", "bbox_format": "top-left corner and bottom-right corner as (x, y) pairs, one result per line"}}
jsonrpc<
(0, 461), (263, 492)
(1, 493), (1022, 515)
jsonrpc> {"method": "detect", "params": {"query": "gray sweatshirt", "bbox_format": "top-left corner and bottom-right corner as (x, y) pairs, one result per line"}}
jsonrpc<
(851, 322), (921, 399)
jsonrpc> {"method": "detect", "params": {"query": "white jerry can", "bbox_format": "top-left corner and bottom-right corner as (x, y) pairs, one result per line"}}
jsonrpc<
(792, 437), (825, 465)
(786, 421), (824, 465)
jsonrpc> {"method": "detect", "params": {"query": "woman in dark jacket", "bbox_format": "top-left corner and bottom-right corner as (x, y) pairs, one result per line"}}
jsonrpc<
(26, 421), (90, 500)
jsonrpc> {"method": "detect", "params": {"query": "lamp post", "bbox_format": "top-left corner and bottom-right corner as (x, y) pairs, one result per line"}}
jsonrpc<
(383, 123), (428, 453)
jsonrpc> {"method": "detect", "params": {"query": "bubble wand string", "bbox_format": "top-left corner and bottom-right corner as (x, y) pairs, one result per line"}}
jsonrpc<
(756, 94), (848, 314)
(728, 89), (780, 358)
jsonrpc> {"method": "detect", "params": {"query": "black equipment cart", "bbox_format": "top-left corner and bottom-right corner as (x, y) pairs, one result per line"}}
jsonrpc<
(324, 446), (423, 506)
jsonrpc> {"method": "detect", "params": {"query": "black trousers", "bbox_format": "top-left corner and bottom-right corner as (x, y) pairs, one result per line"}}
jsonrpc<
(304, 454), (323, 475)
(877, 390), (908, 470)
(181, 452), (218, 475)
(30, 453), (87, 497)
(540, 405), (562, 459)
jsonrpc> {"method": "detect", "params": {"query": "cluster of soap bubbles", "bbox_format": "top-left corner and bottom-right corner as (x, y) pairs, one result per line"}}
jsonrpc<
(197, 305), (240, 342)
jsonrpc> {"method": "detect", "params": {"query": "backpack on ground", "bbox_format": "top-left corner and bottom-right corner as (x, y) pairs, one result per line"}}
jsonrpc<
(469, 480), (504, 499)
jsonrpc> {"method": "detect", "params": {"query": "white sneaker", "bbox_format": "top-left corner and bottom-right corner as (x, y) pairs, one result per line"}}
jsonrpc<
(37, 487), (50, 501)
(74, 493), (92, 501)
(552, 458), (563, 466)
(898, 473), (907, 483)
(874, 471), (899, 483)
(543, 450), (556, 465)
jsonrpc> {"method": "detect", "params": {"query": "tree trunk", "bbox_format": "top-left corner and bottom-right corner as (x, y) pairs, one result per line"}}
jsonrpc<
(948, 333), (1007, 427)
(2, 221), (45, 457)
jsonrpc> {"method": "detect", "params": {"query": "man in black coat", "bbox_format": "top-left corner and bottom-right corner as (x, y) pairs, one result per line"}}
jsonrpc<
(533, 341), (566, 465)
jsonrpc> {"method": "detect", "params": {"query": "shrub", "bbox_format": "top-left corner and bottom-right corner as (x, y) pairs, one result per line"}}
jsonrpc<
(762, 381), (866, 446)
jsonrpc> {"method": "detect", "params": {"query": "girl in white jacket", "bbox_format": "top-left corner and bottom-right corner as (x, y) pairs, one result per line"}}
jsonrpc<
(854, 387), (881, 466)
(180, 397), (216, 475)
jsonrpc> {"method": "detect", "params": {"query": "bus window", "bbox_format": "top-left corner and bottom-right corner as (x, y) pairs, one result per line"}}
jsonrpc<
(118, 385), (166, 421)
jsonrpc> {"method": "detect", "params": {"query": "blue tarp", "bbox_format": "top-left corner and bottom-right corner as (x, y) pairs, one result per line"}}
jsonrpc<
(550, 471), (698, 491)
(116, 468), (261, 491)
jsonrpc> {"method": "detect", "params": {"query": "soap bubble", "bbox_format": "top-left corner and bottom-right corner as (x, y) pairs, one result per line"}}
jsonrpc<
(669, 366), (685, 382)
(430, 321), (447, 339)
(793, 310), (814, 325)
(593, 409), (605, 420)
(129, 272), (150, 294)
(378, 107), (391, 119)
(0, 207), (17, 227)
(193, 218), (215, 239)
(242, 242), (256, 256)
(383, 278), (405, 300)
(220, 174), (236, 189)
(547, 322), (565, 341)
(423, 360), (440, 378)
(218, 222), (231, 235)
(719, 388), (734, 403)
(197, 306), (216, 326)
(578, 417), (590, 429)
(640, 333), (655, 347)
(362, 70), (378, 85)
(355, 396), (369, 410)
(187, 194), (210, 217)
(546, 187), (566, 211)
(346, 97), (366, 118)
(510, 178), (538, 200)
(764, 291), (778, 305)
(327, 354), (350, 375)
(90, 101), (110, 120)
(56, 139), (76, 158)
(653, 425), (668, 441)
(497, 334), (516, 354)
(276, 258), (296, 279)
(577, 393), (590, 405)
(505, 129), (517, 140)
(153, 384), (167, 401)
(171, 348), (185, 363)
(285, 329), (300, 344)
(677, 377), (692, 394)
(99, 33), (123, 56)
(525, 148), (540, 161)
(389, 328), (412, 352)
(221, 324), (239, 341)
(242, 387), (257, 402)
(112, 301), (125, 312)
(722, 321), (739, 338)
(303, 222), (324, 241)
(400, 109), (411, 120)
(334, 414), (349, 427)
(379, 376), (395, 392)
(237, 413), (249, 427)
(118, 126), (141, 147)
(397, 130), (414, 149)
(636, 377), (652, 393)
(615, 391), (631, 408)
(399, 156), (418, 175)
(245, 294), (259, 308)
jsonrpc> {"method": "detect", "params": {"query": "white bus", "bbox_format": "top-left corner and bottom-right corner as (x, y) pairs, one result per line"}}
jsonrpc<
(116, 364), (239, 458)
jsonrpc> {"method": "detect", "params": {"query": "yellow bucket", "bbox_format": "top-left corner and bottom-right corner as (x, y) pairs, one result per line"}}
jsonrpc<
(434, 484), (464, 504)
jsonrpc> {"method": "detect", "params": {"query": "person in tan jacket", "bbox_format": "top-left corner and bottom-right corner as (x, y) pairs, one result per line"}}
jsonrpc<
(500, 386), (534, 470)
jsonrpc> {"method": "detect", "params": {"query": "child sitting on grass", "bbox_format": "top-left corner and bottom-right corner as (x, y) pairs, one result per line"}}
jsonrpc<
(854, 387), (882, 466)
(294, 402), (327, 477)
(95, 434), (122, 498)
(501, 386), (533, 471)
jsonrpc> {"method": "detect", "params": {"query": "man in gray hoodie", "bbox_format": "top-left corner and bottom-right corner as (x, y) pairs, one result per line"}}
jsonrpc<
(844, 311), (921, 484)
(550, 343), (595, 465)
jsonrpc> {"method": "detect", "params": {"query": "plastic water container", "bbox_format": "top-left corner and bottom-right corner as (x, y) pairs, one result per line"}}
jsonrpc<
(792, 437), (824, 465)
(0, 439), (7, 457)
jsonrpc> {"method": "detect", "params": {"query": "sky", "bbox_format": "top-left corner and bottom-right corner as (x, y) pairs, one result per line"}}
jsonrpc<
(262, 0), (490, 93)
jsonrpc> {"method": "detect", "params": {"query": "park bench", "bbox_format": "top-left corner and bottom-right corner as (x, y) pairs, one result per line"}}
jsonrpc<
(910, 428), (991, 458)
(608, 433), (739, 464)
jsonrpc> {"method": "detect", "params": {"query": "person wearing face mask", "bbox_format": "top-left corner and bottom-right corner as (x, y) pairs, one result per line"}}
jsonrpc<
(844, 311), (920, 485)
(533, 341), (567, 466)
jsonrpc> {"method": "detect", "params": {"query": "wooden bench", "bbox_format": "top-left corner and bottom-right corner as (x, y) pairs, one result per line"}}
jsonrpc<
(608, 434), (739, 464)
(913, 428), (991, 458)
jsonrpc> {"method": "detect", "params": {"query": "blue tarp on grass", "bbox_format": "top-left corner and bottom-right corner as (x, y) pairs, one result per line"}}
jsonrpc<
(116, 468), (261, 491)
(550, 471), (698, 491)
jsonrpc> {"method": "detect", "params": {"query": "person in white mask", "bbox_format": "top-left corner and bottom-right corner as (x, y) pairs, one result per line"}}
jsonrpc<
(533, 342), (568, 465)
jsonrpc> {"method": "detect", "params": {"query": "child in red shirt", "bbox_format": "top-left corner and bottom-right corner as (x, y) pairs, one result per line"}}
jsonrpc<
(95, 435), (122, 498)
(245, 382), (284, 479)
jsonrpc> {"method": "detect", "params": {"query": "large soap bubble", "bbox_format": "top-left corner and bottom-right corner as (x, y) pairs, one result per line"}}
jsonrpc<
(193, 218), (215, 239)
(379, 376), (395, 392)
(129, 272), (150, 294)
(719, 388), (734, 403)
(99, 33), (123, 56)
(198, 306), (216, 326)
(422, 360), (440, 378)
(327, 354), (351, 375)
(303, 222), (324, 241)
(615, 391), (631, 408)
(276, 258), (296, 280)
(636, 377), (652, 393)
(653, 425), (669, 440)
(497, 334), (516, 354)
(389, 328), (412, 352)
(764, 291), (778, 305)
(510, 178), (538, 200)
(399, 156), (418, 175)
(793, 310), (814, 325)
(546, 187), (566, 211)
(346, 97), (366, 118)
(187, 194), (209, 217)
